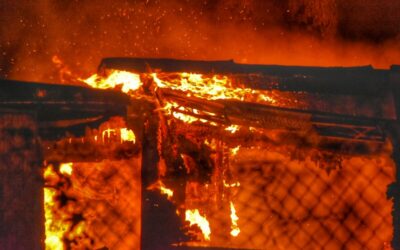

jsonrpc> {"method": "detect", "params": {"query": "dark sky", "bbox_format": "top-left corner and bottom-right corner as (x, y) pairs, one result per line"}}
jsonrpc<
(1, 0), (400, 83)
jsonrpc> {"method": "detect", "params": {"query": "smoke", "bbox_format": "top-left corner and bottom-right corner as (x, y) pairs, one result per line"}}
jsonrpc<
(1, 0), (400, 83)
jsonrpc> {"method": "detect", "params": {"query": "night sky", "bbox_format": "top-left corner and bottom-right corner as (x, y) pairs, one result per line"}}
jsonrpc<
(1, 0), (400, 83)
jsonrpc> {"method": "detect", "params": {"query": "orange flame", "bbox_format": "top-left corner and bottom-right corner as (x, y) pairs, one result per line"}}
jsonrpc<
(80, 70), (277, 127)
(59, 162), (73, 176)
(44, 187), (65, 250)
(83, 70), (142, 94)
(102, 128), (116, 142)
(229, 201), (240, 237)
(185, 209), (211, 241)
(148, 180), (174, 199)
(162, 101), (218, 125)
(101, 128), (136, 143)
(223, 180), (241, 188)
(225, 125), (240, 134)
(152, 72), (276, 104)
(44, 164), (80, 250)
(120, 128), (136, 143)
(230, 146), (241, 156)
(160, 185), (174, 199)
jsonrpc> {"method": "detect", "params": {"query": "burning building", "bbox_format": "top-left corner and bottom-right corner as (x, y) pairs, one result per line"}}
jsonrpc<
(0, 57), (399, 250)
(0, 1), (400, 250)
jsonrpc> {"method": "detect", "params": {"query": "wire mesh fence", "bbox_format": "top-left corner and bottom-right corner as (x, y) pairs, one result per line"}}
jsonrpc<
(44, 159), (141, 250)
(209, 147), (395, 250)
(43, 116), (142, 250)
(43, 115), (396, 250)
(146, 116), (397, 250)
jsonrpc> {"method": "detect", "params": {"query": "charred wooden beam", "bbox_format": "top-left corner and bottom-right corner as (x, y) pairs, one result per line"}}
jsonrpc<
(0, 79), (130, 139)
(99, 57), (396, 96)
(160, 88), (388, 142)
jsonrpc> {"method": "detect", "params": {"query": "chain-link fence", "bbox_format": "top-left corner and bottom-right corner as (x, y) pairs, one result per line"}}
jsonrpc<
(163, 122), (396, 250)
(0, 113), (43, 250)
(43, 115), (396, 250)
(228, 148), (394, 249)
(43, 117), (141, 250)
(45, 158), (141, 250)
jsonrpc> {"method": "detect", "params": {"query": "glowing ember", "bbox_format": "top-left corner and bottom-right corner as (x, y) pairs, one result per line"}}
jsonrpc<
(120, 128), (136, 143)
(162, 101), (217, 125)
(81, 70), (277, 127)
(160, 185), (174, 199)
(223, 180), (241, 188)
(59, 162), (73, 176)
(44, 165), (72, 250)
(101, 128), (135, 143)
(229, 202), (240, 237)
(204, 139), (217, 150)
(148, 180), (174, 199)
(83, 70), (142, 94)
(225, 125), (240, 134)
(230, 146), (241, 156)
(185, 209), (211, 241)
(172, 108), (203, 124)
(44, 188), (64, 250)
(102, 128), (116, 141)
(44, 164), (57, 180)
(152, 73), (276, 104)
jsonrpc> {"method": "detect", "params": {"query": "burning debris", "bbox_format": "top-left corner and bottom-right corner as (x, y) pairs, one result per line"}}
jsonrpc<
(43, 57), (396, 249)
(185, 209), (211, 241)
(43, 118), (141, 250)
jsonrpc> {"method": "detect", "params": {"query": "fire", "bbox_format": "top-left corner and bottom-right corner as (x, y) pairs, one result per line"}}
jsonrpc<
(160, 185), (174, 199)
(44, 164), (73, 250)
(44, 188), (64, 250)
(101, 128), (136, 143)
(75, 68), (275, 247)
(44, 164), (57, 180)
(102, 128), (116, 141)
(83, 70), (142, 94)
(80, 70), (277, 126)
(229, 201), (240, 237)
(225, 125), (240, 134)
(59, 162), (73, 176)
(152, 72), (276, 104)
(230, 146), (241, 156)
(185, 209), (211, 241)
(120, 128), (136, 143)
(148, 180), (174, 199)
(223, 180), (241, 188)
(162, 101), (217, 125)
(82, 70), (275, 105)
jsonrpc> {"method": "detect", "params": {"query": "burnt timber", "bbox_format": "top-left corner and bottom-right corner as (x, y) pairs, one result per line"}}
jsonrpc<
(99, 57), (395, 96)
(100, 57), (398, 142)
(0, 79), (130, 139)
